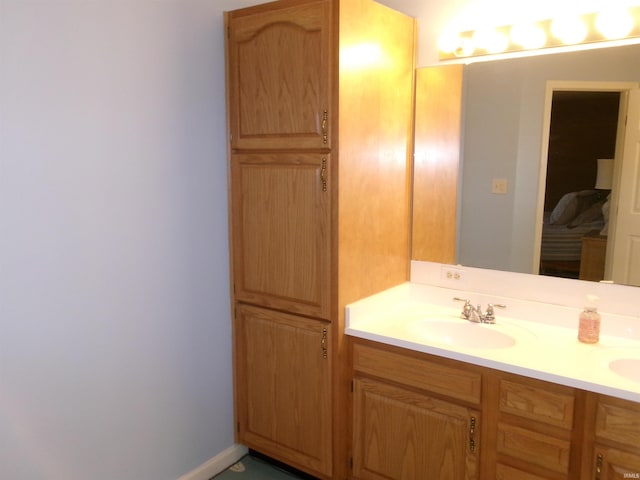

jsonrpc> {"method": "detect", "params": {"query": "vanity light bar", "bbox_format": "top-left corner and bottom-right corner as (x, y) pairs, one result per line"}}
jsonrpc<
(439, 6), (640, 60)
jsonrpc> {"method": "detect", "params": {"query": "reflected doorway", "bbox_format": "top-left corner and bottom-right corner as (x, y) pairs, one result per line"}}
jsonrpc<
(534, 81), (639, 282)
(539, 90), (619, 280)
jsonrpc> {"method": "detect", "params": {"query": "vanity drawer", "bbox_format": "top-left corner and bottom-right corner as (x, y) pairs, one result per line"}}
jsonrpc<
(352, 342), (482, 404)
(499, 378), (575, 429)
(497, 423), (571, 474)
(496, 463), (556, 480)
(595, 395), (640, 447)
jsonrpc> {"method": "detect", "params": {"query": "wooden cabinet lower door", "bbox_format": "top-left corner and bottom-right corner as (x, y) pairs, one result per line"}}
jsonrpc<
(352, 378), (479, 480)
(594, 446), (640, 480)
(234, 304), (332, 477)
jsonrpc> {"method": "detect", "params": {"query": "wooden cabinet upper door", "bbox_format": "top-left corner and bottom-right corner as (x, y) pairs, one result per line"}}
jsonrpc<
(230, 153), (331, 319)
(352, 377), (480, 480)
(235, 304), (332, 477)
(226, 0), (332, 150)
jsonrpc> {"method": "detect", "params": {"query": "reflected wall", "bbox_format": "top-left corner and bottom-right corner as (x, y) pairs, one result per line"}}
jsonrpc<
(458, 43), (640, 274)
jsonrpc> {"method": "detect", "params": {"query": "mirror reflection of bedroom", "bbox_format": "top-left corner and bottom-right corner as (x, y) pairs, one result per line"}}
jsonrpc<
(540, 90), (620, 281)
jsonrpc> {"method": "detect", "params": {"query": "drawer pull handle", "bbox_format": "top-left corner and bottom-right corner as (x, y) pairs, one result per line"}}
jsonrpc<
(469, 416), (477, 452)
(321, 328), (328, 359)
(320, 158), (327, 192)
(321, 110), (328, 144)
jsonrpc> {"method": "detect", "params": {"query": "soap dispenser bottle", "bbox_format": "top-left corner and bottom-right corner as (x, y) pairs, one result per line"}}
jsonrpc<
(578, 294), (601, 344)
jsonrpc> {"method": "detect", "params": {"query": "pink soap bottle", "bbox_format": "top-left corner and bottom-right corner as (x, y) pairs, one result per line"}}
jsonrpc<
(578, 295), (601, 344)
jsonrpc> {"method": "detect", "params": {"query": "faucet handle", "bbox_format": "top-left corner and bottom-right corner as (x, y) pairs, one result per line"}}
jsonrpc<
(486, 303), (506, 312)
(453, 297), (473, 319)
(484, 303), (506, 323)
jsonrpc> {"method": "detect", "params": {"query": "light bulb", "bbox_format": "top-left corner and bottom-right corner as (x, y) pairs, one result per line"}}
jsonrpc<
(473, 28), (508, 54)
(551, 16), (587, 44)
(596, 8), (634, 39)
(510, 23), (547, 49)
(438, 31), (462, 55)
(455, 37), (476, 57)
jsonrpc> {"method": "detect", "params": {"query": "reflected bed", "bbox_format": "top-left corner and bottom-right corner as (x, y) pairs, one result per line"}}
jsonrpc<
(539, 191), (606, 278)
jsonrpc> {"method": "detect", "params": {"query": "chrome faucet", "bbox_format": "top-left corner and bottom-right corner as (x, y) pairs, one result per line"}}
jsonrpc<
(453, 297), (506, 324)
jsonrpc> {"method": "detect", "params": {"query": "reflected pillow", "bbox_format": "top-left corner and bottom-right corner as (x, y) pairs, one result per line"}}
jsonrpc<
(550, 192), (579, 224)
(549, 190), (598, 225)
(568, 201), (604, 228)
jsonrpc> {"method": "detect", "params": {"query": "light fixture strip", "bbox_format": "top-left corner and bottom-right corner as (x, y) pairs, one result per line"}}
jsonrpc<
(440, 6), (640, 60)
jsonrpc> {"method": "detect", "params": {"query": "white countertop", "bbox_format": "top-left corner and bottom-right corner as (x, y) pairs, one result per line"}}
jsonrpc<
(345, 282), (640, 403)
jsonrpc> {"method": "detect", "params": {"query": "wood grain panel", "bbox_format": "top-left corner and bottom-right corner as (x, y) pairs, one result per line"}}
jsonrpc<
(594, 445), (640, 480)
(596, 396), (640, 447)
(499, 379), (575, 429)
(496, 463), (557, 480)
(353, 342), (482, 404)
(353, 377), (479, 480)
(412, 65), (463, 263)
(497, 423), (571, 474)
(235, 304), (332, 476)
(227, 0), (331, 150)
(336, 0), (415, 307)
(231, 153), (331, 318)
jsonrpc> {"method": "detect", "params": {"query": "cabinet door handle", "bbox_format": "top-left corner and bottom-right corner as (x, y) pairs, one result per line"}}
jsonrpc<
(321, 110), (328, 144)
(321, 328), (328, 359)
(595, 453), (603, 480)
(469, 416), (476, 452)
(320, 158), (327, 192)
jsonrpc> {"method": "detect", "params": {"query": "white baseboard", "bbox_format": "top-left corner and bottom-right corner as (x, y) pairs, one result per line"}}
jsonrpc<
(178, 443), (248, 480)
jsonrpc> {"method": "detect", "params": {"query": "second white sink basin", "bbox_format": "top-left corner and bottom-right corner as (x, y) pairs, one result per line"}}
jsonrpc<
(408, 316), (519, 349)
(609, 358), (640, 383)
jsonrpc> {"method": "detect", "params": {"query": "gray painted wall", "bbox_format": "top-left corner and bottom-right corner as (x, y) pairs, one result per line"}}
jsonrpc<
(0, 1), (261, 478)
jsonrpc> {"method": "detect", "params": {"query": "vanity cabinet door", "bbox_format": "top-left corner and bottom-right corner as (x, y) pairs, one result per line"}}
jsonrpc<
(591, 395), (640, 480)
(593, 446), (640, 480)
(352, 377), (480, 480)
(234, 304), (332, 477)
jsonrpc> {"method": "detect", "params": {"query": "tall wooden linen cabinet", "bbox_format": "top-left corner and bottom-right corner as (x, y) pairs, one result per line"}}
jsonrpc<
(224, 0), (416, 478)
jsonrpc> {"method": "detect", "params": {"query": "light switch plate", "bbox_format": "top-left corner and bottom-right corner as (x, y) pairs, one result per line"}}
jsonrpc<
(492, 178), (508, 194)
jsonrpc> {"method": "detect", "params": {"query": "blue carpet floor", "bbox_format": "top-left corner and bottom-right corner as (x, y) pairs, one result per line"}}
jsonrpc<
(213, 455), (308, 480)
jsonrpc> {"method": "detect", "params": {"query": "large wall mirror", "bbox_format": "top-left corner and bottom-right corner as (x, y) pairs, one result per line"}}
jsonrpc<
(413, 43), (640, 287)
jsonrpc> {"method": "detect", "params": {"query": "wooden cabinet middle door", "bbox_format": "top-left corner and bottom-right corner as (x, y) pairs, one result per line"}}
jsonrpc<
(230, 153), (331, 319)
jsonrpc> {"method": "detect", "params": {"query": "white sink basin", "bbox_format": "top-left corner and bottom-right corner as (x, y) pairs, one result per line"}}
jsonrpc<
(407, 316), (518, 349)
(609, 358), (640, 383)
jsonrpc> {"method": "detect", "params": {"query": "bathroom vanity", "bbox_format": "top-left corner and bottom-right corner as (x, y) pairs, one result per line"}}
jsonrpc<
(350, 338), (640, 479)
(346, 264), (640, 480)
